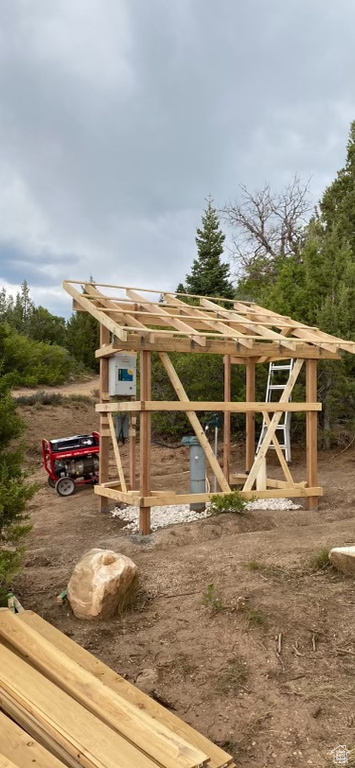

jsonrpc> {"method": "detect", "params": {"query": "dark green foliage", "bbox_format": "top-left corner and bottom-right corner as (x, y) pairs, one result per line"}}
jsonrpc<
(29, 306), (67, 346)
(66, 310), (99, 372)
(0, 378), (37, 603)
(181, 196), (234, 299)
(231, 122), (355, 445)
(1, 325), (83, 387)
(151, 352), (245, 437)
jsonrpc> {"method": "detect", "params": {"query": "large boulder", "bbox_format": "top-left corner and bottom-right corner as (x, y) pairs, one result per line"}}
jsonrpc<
(329, 546), (355, 576)
(67, 548), (138, 619)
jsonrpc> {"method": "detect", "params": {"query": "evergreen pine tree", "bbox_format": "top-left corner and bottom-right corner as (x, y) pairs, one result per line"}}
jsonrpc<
(0, 327), (37, 602)
(183, 197), (234, 298)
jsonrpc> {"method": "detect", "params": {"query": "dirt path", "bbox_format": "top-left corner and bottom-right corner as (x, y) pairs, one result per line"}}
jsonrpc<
(12, 376), (100, 398)
(14, 400), (355, 767)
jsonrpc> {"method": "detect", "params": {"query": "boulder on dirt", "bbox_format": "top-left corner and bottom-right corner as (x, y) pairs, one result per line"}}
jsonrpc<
(67, 548), (138, 619)
(329, 546), (355, 576)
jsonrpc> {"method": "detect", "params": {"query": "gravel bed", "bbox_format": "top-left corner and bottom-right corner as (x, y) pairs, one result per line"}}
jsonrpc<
(111, 497), (302, 533)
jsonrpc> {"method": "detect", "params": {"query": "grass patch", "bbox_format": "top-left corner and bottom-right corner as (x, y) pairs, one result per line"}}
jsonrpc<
(244, 560), (298, 581)
(308, 547), (332, 573)
(244, 606), (267, 627)
(201, 583), (225, 614)
(216, 656), (249, 695)
(16, 392), (94, 407)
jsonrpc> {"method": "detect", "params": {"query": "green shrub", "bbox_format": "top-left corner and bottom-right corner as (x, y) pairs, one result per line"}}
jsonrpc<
(209, 491), (247, 516)
(0, 381), (37, 603)
(1, 324), (83, 386)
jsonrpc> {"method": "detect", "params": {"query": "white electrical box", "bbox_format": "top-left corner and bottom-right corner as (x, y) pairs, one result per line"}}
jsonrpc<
(109, 353), (137, 397)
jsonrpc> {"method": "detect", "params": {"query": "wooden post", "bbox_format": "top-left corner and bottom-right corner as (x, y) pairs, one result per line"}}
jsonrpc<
(129, 413), (137, 490)
(223, 355), (231, 483)
(99, 324), (110, 513)
(139, 350), (151, 534)
(246, 360), (256, 472)
(306, 359), (318, 510)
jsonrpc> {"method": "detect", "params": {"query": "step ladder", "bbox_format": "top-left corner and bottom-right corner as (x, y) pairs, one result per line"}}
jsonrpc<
(256, 360), (294, 463)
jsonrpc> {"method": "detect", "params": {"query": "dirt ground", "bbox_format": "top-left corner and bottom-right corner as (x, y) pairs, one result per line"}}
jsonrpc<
(14, 389), (355, 768)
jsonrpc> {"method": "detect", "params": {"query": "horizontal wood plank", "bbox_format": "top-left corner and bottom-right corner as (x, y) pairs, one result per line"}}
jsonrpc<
(96, 401), (322, 413)
(0, 614), (208, 768)
(18, 612), (233, 768)
(0, 712), (66, 768)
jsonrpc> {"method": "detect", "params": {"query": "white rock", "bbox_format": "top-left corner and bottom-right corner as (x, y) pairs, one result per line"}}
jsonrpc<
(110, 498), (302, 533)
(67, 548), (138, 619)
(329, 546), (355, 575)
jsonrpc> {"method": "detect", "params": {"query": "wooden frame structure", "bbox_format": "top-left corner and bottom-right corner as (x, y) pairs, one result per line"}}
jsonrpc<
(63, 280), (355, 534)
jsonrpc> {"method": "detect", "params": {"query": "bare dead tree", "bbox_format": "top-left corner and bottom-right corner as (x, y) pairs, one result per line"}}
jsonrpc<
(221, 176), (312, 279)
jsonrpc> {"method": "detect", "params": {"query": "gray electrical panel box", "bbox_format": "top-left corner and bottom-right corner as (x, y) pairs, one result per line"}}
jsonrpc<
(109, 353), (137, 397)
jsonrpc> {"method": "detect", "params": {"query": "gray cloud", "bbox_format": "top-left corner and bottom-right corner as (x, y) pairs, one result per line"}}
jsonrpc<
(0, 0), (354, 314)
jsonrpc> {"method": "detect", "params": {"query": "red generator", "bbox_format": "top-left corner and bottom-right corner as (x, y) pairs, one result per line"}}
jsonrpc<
(42, 432), (100, 496)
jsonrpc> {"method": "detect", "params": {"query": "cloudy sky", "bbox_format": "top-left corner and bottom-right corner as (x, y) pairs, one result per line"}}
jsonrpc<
(0, 0), (354, 316)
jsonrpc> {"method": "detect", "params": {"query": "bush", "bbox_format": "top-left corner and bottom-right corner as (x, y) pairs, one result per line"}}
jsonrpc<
(1, 324), (83, 386)
(209, 491), (247, 516)
(0, 381), (37, 604)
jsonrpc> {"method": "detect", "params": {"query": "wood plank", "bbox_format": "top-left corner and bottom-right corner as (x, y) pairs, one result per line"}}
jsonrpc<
(84, 283), (155, 341)
(94, 486), (141, 505)
(141, 486), (322, 504)
(63, 282), (127, 341)
(126, 289), (206, 346)
(0, 755), (20, 768)
(18, 612), (234, 768)
(245, 360), (255, 472)
(95, 339), (341, 360)
(306, 359), (318, 510)
(107, 414), (127, 493)
(96, 401), (321, 413)
(262, 412), (296, 487)
(0, 648), (160, 768)
(243, 360), (304, 492)
(223, 355), (231, 482)
(0, 712), (66, 768)
(163, 293), (253, 348)
(140, 350), (151, 535)
(0, 690), (80, 768)
(0, 634), (207, 768)
(201, 298), (297, 352)
(159, 353), (231, 493)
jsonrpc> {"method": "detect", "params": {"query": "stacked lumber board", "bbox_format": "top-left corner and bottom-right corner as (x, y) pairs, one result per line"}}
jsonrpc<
(0, 610), (235, 768)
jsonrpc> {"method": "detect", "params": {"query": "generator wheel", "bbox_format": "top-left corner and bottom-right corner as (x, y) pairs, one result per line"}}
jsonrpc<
(55, 477), (76, 497)
(47, 476), (56, 488)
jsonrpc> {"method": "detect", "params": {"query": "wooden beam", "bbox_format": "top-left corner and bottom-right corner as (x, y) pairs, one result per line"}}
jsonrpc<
(141, 486), (323, 505)
(0, 614), (209, 768)
(84, 283), (155, 341)
(159, 353), (231, 493)
(262, 412), (296, 487)
(129, 412), (137, 491)
(306, 359), (318, 510)
(107, 414), (127, 493)
(140, 351), (151, 535)
(245, 360), (255, 472)
(63, 281), (127, 341)
(99, 324), (110, 513)
(95, 339), (341, 360)
(94, 485), (140, 505)
(201, 297), (297, 352)
(163, 293), (253, 348)
(126, 289), (206, 346)
(0, 712), (65, 768)
(18, 611), (234, 768)
(223, 355), (231, 482)
(243, 360), (304, 492)
(96, 400), (322, 413)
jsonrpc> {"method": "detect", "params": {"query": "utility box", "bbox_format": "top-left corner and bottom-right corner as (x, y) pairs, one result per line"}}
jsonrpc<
(109, 354), (137, 397)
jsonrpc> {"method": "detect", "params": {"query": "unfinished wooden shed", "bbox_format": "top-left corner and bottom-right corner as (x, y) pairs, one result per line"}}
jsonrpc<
(63, 280), (355, 534)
